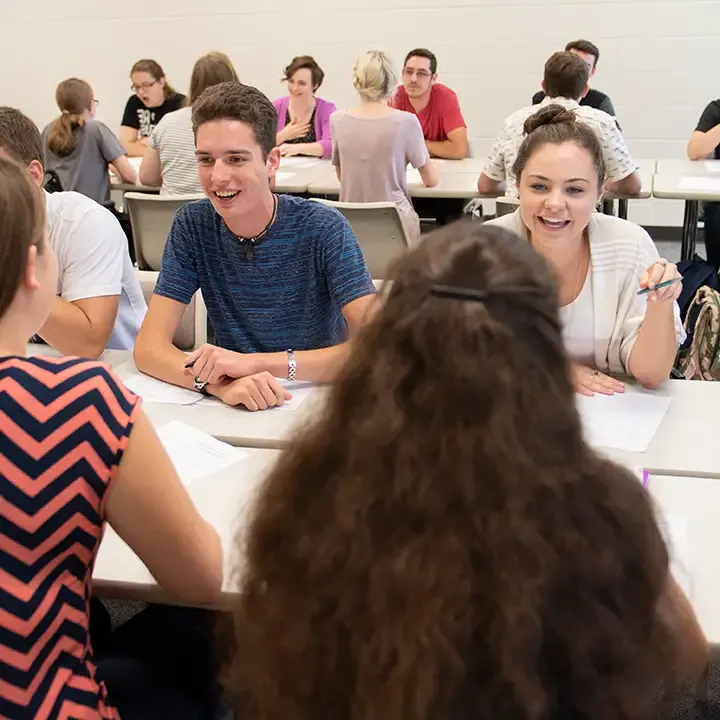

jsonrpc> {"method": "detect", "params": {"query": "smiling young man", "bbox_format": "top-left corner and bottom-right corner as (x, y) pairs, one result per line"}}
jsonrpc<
(478, 52), (640, 200)
(134, 81), (376, 411)
(389, 48), (468, 160)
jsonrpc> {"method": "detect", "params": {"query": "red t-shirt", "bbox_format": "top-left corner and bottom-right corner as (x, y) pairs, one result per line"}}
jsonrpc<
(389, 84), (466, 142)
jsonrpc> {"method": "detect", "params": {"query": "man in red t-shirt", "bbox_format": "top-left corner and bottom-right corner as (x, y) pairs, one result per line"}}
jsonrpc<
(389, 48), (468, 160)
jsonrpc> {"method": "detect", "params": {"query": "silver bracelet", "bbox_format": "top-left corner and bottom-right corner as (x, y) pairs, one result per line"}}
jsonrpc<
(287, 349), (296, 382)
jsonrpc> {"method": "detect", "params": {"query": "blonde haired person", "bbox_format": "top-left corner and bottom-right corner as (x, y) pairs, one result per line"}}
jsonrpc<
(42, 78), (136, 205)
(140, 51), (239, 195)
(331, 51), (438, 244)
(120, 59), (185, 157)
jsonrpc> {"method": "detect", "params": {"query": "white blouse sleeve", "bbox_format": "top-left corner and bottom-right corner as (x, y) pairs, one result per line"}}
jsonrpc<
(617, 229), (686, 372)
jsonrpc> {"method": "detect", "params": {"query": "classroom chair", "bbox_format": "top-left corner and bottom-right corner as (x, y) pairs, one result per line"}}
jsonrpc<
(135, 270), (207, 350)
(495, 196), (520, 218)
(311, 199), (411, 279)
(125, 193), (204, 271)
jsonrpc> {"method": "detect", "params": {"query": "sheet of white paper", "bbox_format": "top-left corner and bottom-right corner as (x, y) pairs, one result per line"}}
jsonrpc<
(274, 172), (297, 184)
(198, 378), (317, 411)
(575, 389), (672, 453)
(125, 373), (202, 406)
(678, 175), (720, 192)
(704, 161), (720, 173)
(280, 157), (322, 168)
(406, 168), (422, 185)
(658, 513), (692, 598)
(156, 421), (248, 487)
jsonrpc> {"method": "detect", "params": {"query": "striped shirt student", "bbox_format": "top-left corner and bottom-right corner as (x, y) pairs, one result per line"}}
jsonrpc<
(147, 106), (202, 195)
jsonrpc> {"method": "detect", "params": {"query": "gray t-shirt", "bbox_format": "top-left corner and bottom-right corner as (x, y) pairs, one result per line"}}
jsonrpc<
(42, 119), (126, 205)
(331, 108), (429, 243)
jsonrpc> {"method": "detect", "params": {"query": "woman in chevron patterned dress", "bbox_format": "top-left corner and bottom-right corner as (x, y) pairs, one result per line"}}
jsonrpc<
(0, 154), (222, 718)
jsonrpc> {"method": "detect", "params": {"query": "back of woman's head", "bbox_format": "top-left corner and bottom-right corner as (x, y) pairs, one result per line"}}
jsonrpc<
(228, 221), (674, 720)
(47, 78), (93, 157)
(0, 155), (45, 318)
(513, 103), (606, 188)
(353, 50), (397, 102)
(188, 52), (239, 105)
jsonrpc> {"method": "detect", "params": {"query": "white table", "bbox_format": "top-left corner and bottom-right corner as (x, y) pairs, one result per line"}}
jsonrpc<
(112, 356), (327, 449)
(656, 160), (720, 176)
(649, 474), (720, 645)
(652, 173), (720, 260)
(93, 447), (279, 606)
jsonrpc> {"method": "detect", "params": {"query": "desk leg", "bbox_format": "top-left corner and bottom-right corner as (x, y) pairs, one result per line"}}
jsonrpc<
(681, 201), (700, 261)
(618, 198), (629, 220)
(602, 198), (615, 216)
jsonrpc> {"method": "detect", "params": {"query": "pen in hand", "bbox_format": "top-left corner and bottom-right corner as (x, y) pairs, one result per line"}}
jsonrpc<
(637, 277), (682, 296)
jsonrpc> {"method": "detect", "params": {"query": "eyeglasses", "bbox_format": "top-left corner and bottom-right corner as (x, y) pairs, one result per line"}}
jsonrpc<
(131, 80), (158, 93)
(402, 69), (432, 80)
(92, 99), (99, 108)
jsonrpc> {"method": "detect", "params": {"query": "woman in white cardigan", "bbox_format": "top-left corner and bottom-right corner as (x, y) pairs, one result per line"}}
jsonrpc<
(487, 105), (684, 396)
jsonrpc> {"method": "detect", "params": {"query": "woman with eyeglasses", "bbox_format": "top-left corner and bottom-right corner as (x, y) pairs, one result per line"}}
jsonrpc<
(224, 220), (707, 720)
(120, 59), (185, 157)
(42, 77), (136, 205)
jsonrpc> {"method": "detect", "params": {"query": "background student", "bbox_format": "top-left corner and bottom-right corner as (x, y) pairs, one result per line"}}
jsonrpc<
(0, 154), (222, 719)
(120, 59), (186, 157)
(140, 51), (239, 195)
(225, 221), (707, 719)
(331, 51), (438, 244)
(273, 55), (336, 159)
(42, 77), (136, 205)
(486, 105), (684, 395)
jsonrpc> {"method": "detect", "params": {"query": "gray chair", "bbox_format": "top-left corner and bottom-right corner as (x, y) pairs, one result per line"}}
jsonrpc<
(125, 192), (204, 271)
(311, 199), (411, 279)
(495, 196), (520, 218)
(135, 270), (207, 350)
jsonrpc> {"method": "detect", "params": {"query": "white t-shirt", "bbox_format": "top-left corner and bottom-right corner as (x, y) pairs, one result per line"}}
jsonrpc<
(148, 106), (202, 196)
(560, 272), (596, 367)
(45, 191), (147, 350)
(483, 96), (637, 200)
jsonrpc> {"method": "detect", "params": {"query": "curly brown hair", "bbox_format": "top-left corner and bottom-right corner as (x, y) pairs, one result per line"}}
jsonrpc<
(226, 221), (675, 720)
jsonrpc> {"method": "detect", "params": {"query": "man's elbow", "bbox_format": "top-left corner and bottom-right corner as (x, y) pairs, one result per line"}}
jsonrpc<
(477, 173), (500, 194)
(449, 140), (468, 160)
(133, 327), (155, 371)
(687, 140), (704, 161)
(617, 171), (643, 196)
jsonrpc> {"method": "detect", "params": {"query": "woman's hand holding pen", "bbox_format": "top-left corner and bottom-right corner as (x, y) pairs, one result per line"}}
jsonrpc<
(638, 259), (682, 304)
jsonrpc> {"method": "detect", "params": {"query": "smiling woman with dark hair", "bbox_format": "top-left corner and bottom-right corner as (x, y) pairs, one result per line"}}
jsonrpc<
(224, 220), (706, 720)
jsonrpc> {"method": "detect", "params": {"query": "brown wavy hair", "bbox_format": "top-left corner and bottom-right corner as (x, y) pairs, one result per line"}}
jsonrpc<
(47, 78), (93, 157)
(226, 221), (675, 720)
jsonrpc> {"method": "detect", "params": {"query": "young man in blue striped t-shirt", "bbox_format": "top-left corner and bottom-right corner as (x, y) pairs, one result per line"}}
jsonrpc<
(134, 81), (376, 411)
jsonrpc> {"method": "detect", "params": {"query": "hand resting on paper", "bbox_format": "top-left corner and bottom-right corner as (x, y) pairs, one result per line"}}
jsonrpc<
(210, 373), (291, 411)
(572, 363), (625, 397)
(185, 343), (258, 385)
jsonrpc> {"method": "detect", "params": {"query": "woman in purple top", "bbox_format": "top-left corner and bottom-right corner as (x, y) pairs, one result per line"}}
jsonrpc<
(273, 56), (335, 159)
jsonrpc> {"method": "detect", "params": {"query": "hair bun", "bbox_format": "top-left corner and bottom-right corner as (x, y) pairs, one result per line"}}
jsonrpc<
(523, 105), (577, 135)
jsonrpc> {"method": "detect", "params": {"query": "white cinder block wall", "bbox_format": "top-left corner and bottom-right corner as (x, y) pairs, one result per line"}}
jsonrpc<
(3, 0), (719, 228)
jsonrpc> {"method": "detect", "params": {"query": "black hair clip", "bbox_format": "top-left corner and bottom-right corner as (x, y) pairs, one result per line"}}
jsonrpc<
(429, 284), (488, 302)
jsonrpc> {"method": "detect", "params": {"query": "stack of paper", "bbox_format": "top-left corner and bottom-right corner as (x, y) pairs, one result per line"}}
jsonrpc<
(125, 373), (202, 406)
(156, 421), (248, 487)
(575, 389), (672, 453)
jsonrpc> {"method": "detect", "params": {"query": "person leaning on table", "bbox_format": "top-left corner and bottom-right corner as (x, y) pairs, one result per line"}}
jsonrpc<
(486, 105), (684, 397)
(223, 220), (707, 720)
(0, 154), (222, 719)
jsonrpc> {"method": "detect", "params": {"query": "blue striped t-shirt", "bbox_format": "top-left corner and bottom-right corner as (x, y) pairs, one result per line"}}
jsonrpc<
(155, 194), (375, 353)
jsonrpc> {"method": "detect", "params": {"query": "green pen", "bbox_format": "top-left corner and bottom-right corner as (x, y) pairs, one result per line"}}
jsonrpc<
(637, 277), (682, 296)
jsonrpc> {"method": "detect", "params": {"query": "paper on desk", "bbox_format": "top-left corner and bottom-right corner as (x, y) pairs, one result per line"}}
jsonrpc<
(198, 378), (317, 411)
(678, 176), (720, 192)
(280, 157), (321, 168)
(575, 389), (671, 453)
(124, 373), (203, 406)
(156, 420), (248, 487)
(658, 513), (692, 598)
(704, 161), (720, 173)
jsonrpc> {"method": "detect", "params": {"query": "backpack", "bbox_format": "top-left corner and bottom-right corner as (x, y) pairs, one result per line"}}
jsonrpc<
(675, 286), (720, 380)
(676, 254), (720, 319)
